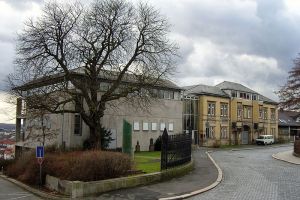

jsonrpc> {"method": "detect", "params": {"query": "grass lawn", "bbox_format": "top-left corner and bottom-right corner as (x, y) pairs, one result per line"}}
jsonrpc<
(134, 151), (161, 173)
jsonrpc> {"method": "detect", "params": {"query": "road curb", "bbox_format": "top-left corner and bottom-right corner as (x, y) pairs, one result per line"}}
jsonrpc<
(272, 153), (300, 165)
(230, 144), (293, 152)
(0, 174), (69, 200)
(158, 151), (222, 200)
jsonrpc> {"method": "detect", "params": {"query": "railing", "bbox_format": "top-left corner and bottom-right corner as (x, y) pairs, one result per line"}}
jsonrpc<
(161, 128), (192, 170)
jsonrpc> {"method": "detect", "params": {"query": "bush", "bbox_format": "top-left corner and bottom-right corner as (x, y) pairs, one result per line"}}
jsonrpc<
(0, 159), (15, 172)
(154, 136), (162, 151)
(6, 150), (132, 185)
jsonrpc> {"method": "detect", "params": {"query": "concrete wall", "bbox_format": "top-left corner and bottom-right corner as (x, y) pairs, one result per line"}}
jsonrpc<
(19, 96), (182, 151)
(45, 160), (194, 198)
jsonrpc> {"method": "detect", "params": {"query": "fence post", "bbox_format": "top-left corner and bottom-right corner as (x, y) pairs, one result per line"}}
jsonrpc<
(161, 128), (168, 170)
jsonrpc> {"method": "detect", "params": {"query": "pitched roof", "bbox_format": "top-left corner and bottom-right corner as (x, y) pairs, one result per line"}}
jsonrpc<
(183, 84), (229, 98)
(216, 81), (257, 93)
(278, 110), (300, 127)
(215, 81), (277, 105)
(14, 69), (181, 91)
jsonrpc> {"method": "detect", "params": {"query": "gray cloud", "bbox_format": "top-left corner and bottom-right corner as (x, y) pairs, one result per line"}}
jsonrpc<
(150, 0), (300, 100)
(0, 0), (43, 10)
(0, 0), (299, 102)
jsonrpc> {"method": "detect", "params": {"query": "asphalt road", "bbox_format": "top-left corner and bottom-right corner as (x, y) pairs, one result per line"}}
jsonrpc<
(189, 146), (300, 200)
(0, 178), (40, 200)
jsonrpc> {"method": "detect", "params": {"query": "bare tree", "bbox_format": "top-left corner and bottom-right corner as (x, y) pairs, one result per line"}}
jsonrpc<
(8, 0), (178, 148)
(24, 109), (59, 147)
(278, 56), (300, 110)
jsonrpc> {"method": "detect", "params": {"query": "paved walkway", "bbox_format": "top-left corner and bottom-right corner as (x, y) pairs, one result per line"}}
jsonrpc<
(94, 148), (218, 200)
(0, 177), (40, 200)
(273, 150), (300, 164)
(189, 146), (300, 200)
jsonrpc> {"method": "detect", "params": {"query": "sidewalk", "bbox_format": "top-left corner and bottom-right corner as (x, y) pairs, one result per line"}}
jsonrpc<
(95, 148), (219, 200)
(272, 150), (300, 165)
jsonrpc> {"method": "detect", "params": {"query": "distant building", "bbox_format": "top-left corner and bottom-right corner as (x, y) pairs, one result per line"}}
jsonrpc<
(183, 81), (278, 146)
(278, 110), (300, 141)
(0, 139), (15, 160)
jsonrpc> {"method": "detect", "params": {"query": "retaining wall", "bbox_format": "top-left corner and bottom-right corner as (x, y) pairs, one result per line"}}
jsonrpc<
(46, 160), (194, 198)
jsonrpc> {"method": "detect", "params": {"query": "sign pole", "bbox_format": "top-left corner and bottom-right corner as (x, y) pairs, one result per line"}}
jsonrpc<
(39, 161), (42, 188)
(36, 146), (44, 189)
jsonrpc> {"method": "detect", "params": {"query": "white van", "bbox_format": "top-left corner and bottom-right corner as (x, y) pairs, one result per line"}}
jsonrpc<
(256, 135), (274, 145)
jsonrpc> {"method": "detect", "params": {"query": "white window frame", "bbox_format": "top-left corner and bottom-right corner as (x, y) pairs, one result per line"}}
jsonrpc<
(143, 122), (149, 131)
(133, 121), (140, 131)
(208, 102), (216, 116)
(209, 126), (215, 138)
(221, 127), (228, 139)
(221, 103), (228, 117)
(168, 122), (174, 131)
(151, 122), (157, 131)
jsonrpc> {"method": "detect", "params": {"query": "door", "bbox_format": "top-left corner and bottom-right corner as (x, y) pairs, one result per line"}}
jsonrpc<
(242, 131), (248, 144)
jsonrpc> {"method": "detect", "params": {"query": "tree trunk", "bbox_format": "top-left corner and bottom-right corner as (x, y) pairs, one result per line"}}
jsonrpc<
(89, 126), (100, 149)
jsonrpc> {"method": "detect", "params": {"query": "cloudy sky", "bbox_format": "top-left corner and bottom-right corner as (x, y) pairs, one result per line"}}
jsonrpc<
(0, 0), (300, 123)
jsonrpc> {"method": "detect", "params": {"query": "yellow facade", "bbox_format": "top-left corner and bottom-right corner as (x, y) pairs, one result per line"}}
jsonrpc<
(199, 96), (278, 146)
(199, 96), (230, 146)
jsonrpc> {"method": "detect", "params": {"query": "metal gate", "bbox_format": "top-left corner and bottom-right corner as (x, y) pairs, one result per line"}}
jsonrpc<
(242, 131), (248, 144)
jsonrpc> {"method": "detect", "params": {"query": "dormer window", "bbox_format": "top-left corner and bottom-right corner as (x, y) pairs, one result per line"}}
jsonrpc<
(231, 91), (237, 98)
(240, 92), (246, 99)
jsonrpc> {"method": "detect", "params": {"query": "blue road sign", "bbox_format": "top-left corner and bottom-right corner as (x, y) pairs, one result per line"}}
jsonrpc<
(36, 146), (44, 158)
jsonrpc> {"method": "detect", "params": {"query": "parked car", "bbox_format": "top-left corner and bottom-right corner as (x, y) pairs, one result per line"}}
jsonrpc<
(256, 135), (274, 145)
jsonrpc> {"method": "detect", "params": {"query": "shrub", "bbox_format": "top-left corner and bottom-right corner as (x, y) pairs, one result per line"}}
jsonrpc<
(0, 159), (15, 172)
(6, 150), (132, 185)
(6, 150), (39, 184)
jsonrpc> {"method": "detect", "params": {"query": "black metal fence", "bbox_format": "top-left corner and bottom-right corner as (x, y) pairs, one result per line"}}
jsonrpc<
(161, 128), (192, 170)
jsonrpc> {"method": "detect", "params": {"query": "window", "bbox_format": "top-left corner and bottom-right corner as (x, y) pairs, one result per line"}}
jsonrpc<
(158, 90), (164, 99)
(239, 92), (246, 99)
(220, 103), (228, 117)
(160, 122), (166, 131)
(231, 91), (237, 97)
(246, 93), (251, 100)
(143, 122), (149, 131)
(263, 108), (268, 120)
(151, 122), (157, 131)
(259, 106), (263, 119)
(74, 114), (82, 135)
(237, 103), (243, 118)
(264, 127), (268, 135)
(209, 126), (215, 138)
(271, 109), (276, 120)
(221, 127), (228, 139)
(271, 128), (276, 135)
(174, 92), (180, 100)
(208, 102), (216, 116)
(252, 94), (257, 100)
(243, 106), (252, 119)
(133, 121), (140, 131)
(168, 123), (174, 131)
(164, 91), (170, 99)
(170, 91), (174, 99)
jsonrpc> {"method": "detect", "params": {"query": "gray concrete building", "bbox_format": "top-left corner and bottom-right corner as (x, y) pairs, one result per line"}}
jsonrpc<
(15, 72), (182, 153)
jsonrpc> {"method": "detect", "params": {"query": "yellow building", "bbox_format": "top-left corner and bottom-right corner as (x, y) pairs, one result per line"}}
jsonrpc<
(183, 81), (278, 147)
